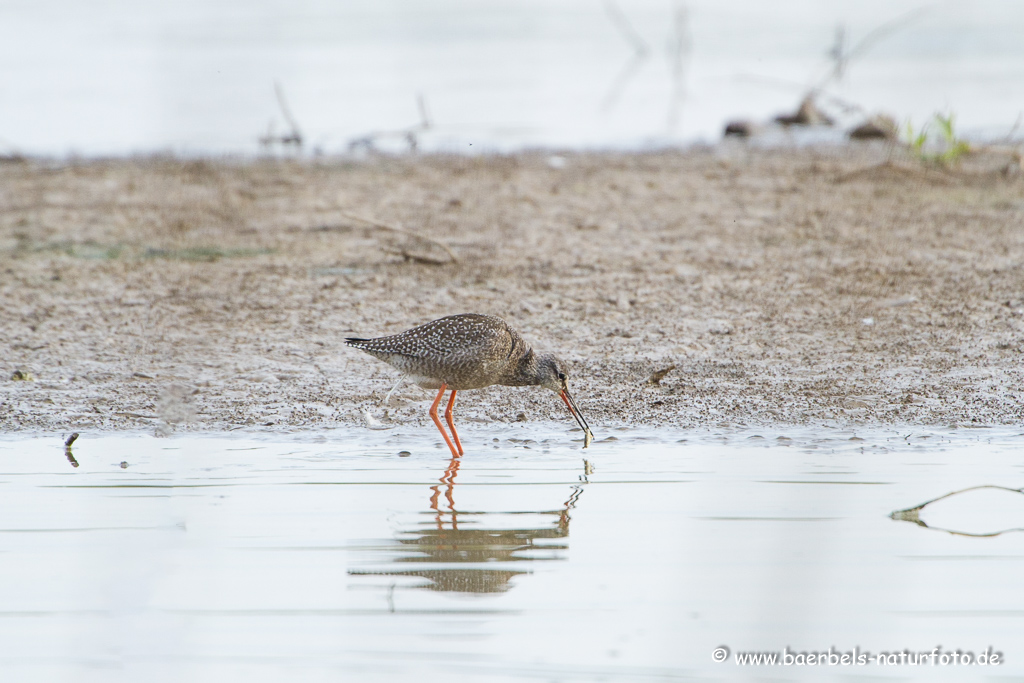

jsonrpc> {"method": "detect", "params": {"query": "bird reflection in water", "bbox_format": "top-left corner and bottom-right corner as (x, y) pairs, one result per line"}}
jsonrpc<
(349, 456), (586, 596)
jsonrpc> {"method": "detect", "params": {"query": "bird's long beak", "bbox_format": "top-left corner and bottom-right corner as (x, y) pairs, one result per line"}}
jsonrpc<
(559, 388), (593, 446)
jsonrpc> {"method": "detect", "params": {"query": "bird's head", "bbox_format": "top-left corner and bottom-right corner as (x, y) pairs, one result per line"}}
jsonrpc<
(537, 354), (592, 443)
(536, 354), (571, 393)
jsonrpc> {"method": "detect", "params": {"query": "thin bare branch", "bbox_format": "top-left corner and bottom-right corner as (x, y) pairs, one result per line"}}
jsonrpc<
(417, 93), (432, 130)
(259, 82), (303, 149)
(891, 485), (1024, 538)
(347, 94), (432, 154)
(274, 81), (303, 144)
(601, 55), (647, 112)
(817, 6), (931, 89)
(1002, 112), (1023, 144)
(892, 484), (1024, 517)
(847, 6), (931, 62)
(600, 0), (651, 112)
(604, 0), (649, 57)
(665, 1), (691, 130)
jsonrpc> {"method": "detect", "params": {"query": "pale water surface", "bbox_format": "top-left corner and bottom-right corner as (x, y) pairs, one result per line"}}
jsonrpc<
(2, 426), (1024, 681)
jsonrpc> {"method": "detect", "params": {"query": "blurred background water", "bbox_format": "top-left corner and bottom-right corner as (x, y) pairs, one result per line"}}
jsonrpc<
(1, 0), (1022, 156)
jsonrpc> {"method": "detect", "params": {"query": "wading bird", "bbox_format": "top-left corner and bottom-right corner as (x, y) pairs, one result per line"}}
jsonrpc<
(346, 314), (593, 456)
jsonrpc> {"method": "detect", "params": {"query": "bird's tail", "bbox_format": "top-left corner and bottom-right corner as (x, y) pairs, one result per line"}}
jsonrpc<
(345, 337), (370, 348)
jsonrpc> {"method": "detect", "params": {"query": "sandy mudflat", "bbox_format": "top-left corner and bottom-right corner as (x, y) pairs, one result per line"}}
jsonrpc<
(1, 145), (1023, 435)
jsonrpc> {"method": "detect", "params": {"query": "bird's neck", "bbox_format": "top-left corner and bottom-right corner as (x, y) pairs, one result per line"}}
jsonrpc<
(504, 348), (542, 386)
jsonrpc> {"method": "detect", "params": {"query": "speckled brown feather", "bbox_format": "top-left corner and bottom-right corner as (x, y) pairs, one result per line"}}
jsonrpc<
(345, 314), (533, 390)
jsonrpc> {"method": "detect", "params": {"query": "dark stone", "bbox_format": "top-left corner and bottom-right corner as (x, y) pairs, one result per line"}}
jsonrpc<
(724, 120), (755, 138)
(849, 115), (897, 140)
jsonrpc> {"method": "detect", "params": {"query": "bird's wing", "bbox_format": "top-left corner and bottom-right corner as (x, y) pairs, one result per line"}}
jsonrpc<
(347, 314), (515, 363)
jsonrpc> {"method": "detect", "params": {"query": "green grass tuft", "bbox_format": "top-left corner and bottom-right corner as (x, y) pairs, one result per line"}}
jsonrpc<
(904, 113), (971, 166)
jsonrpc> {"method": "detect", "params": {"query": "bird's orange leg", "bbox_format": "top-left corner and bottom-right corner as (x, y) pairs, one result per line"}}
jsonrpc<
(429, 383), (459, 457)
(444, 390), (464, 456)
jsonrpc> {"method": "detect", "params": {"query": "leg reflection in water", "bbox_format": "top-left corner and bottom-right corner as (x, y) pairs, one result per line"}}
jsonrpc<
(349, 457), (588, 596)
(429, 455), (462, 524)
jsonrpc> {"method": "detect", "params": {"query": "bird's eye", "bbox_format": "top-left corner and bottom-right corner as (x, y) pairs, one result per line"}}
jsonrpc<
(557, 372), (567, 381)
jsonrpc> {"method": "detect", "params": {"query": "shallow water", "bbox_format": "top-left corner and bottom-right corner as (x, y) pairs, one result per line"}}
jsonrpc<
(2, 426), (1024, 681)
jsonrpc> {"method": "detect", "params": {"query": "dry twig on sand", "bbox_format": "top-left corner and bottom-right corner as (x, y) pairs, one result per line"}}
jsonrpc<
(832, 160), (956, 185)
(325, 212), (458, 265)
(646, 366), (676, 386)
(379, 247), (452, 266)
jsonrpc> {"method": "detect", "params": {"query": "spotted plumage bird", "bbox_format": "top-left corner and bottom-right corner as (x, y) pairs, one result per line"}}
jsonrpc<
(345, 314), (592, 456)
